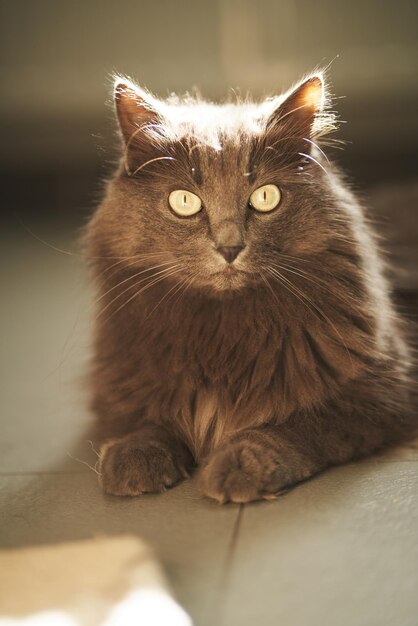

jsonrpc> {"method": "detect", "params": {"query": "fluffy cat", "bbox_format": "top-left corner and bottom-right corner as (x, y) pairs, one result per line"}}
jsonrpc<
(84, 73), (416, 503)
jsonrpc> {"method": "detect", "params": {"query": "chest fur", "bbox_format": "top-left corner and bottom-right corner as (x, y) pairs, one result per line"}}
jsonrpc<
(148, 305), (368, 457)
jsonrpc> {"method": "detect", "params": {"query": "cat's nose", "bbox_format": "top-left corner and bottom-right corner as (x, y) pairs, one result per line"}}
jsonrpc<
(217, 245), (244, 264)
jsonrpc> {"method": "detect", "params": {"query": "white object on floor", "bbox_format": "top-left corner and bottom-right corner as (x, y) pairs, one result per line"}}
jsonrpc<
(0, 536), (192, 626)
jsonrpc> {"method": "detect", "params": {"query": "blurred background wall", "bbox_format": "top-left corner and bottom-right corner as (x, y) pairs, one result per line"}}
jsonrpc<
(1, 0), (417, 225)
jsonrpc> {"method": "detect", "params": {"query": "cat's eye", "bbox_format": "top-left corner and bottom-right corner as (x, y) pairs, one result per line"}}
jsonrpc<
(249, 184), (281, 213)
(169, 189), (202, 217)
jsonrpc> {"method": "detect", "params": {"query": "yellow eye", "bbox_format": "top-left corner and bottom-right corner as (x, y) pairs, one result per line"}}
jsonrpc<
(250, 184), (281, 213)
(169, 189), (202, 217)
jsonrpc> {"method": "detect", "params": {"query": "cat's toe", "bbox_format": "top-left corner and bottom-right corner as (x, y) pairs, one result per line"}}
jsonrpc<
(199, 441), (287, 504)
(205, 466), (261, 504)
(99, 438), (187, 496)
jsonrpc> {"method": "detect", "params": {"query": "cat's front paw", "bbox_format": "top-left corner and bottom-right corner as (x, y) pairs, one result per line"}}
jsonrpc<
(199, 433), (311, 504)
(99, 436), (190, 497)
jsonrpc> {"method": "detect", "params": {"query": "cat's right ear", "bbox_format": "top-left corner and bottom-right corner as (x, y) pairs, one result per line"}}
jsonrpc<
(114, 79), (166, 176)
(113, 78), (160, 145)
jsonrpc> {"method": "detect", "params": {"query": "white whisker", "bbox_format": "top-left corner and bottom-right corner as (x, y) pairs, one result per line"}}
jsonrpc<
(96, 265), (182, 319)
(92, 261), (177, 311)
(130, 156), (175, 177)
(104, 267), (184, 322)
(298, 151), (329, 176)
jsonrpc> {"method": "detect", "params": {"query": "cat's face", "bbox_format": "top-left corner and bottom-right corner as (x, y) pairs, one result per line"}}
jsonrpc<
(102, 75), (337, 294)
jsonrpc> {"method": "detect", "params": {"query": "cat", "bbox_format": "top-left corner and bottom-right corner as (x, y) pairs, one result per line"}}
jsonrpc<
(83, 72), (416, 503)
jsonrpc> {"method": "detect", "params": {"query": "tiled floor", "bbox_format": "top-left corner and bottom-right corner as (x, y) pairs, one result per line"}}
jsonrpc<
(1, 226), (417, 626)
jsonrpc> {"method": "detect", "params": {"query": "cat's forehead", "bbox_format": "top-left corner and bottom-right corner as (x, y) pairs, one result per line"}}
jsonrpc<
(157, 99), (277, 150)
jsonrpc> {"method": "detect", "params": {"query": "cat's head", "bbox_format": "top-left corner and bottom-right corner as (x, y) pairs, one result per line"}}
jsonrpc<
(96, 73), (339, 294)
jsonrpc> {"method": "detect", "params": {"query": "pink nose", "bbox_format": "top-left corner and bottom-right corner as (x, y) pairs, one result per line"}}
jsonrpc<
(217, 245), (244, 263)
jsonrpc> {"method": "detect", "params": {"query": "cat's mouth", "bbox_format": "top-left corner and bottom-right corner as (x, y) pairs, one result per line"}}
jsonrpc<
(215, 264), (245, 277)
(209, 265), (250, 291)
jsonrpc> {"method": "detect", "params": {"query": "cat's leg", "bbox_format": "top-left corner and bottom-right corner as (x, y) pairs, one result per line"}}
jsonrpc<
(199, 404), (409, 503)
(99, 422), (194, 496)
(199, 426), (318, 504)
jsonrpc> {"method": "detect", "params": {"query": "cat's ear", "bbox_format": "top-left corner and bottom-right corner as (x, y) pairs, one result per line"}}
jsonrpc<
(266, 74), (327, 140)
(113, 78), (160, 145)
(114, 78), (168, 175)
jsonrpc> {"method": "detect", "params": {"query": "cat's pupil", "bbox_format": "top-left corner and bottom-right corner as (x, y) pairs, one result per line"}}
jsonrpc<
(183, 194), (187, 205)
(263, 191), (267, 202)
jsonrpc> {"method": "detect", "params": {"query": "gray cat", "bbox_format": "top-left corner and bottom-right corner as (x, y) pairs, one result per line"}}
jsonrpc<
(83, 73), (416, 503)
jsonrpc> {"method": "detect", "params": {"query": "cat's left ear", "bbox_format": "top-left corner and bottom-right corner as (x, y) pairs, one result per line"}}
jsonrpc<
(266, 74), (326, 139)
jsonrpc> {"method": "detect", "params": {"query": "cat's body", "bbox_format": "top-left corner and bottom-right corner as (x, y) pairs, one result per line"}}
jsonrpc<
(85, 74), (416, 502)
